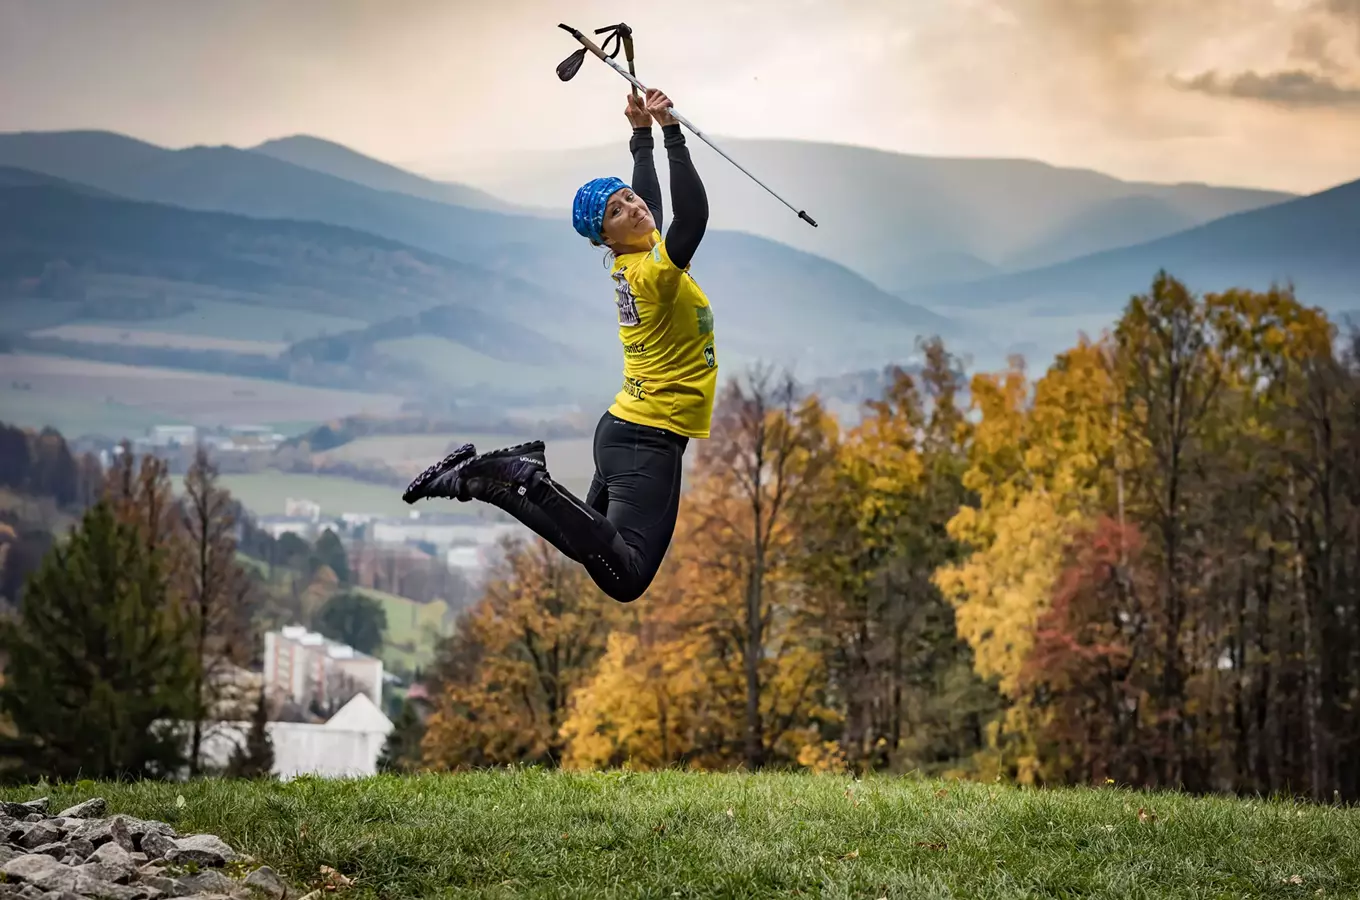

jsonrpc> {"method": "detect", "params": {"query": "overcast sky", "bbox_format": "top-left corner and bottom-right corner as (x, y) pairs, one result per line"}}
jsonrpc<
(2, 0), (1358, 193)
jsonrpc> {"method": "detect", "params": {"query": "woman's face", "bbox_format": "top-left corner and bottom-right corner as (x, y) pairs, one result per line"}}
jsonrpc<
(600, 187), (655, 250)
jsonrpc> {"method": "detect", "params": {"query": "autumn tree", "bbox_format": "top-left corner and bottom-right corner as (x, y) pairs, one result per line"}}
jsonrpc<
(180, 446), (257, 776)
(797, 340), (997, 774)
(421, 536), (621, 769)
(934, 335), (1120, 782)
(683, 365), (839, 768)
(1018, 516), (1157, 785)
(1110, 270), (1227, 787)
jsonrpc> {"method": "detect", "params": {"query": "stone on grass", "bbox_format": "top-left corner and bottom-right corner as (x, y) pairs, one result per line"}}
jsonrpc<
(17, 825), (62, 850)
(69, 839), (95, 862)
(29, 844), (68, 860)
(0, 854), (80, 892)
(135, 834), (173, 864)
(241, 866), (286, 900)
(0, 800), (47, 820)
(0, 800), (287, 900)
(54, 802), (105, 821)
(162, 834), (235, 868)
(106, 821), (134, 856)
(86, 844), (135, 877)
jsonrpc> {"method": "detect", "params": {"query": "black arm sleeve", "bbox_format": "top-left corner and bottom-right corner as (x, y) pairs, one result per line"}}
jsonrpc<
(662, 123), (708, 271)
(629, 126), (663, 232)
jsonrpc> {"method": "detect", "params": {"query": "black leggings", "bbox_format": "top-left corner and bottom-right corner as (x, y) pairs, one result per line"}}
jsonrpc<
(487, 412), (688, 603)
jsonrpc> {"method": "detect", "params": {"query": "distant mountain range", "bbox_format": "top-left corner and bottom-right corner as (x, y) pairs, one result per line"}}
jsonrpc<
(0, 131), (958, 396)
(418, 138), (1296, 291)
(1, 127), (1355, 408)
(251, 135), (547, 217)
(914, 176), (1360, 314)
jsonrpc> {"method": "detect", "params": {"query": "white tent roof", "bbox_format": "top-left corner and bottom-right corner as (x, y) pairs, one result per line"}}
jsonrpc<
(324, 691), (394, 735)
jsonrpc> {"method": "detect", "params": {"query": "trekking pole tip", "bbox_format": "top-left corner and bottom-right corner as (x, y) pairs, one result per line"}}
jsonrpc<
(798, 210), (818, 228)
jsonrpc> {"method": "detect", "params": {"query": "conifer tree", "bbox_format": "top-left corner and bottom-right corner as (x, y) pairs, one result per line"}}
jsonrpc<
(227, 686), (275, 779)
(0, 499), (196, 781)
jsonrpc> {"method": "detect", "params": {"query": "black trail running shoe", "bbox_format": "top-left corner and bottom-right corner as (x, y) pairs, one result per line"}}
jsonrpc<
(409, 440), (549, 504)
(458, 441), (549, 499)
(402, 442), (476, 503)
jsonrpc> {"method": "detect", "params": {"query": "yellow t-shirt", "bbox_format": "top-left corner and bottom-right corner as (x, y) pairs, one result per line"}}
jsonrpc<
(606, 230), (718, 439)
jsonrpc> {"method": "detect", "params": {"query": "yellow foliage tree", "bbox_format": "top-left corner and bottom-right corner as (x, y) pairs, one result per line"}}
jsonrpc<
(933, 339), (1120, 780)
(422, 535), (621, 770)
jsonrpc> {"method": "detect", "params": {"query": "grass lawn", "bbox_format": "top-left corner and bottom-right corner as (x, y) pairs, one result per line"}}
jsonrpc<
(4, 772), (1356, 899)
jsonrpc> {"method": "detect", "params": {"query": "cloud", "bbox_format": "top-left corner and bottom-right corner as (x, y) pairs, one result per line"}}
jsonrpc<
(1163, 0), (1360, 110)
(1175, 69), (1360, 107)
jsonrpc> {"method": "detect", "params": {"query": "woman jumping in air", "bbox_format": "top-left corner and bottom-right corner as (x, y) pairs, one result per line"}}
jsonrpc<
(402, 86), (714, 604)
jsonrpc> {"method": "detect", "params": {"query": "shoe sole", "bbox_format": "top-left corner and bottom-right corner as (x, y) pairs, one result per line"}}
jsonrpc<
(402, 442), (476, 503)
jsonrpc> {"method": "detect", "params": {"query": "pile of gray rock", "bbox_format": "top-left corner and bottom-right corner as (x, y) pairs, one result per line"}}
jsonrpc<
(0, 797), (302, 900)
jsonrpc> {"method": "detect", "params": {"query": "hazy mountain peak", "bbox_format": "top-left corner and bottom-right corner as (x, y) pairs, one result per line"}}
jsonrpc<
(248, 133), (544, 216)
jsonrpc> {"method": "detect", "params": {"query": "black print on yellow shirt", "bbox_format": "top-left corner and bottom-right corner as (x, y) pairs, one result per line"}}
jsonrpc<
(623, 377), (647, 400)
(623, 340), (646, 357)
(612, 269), (640, 327)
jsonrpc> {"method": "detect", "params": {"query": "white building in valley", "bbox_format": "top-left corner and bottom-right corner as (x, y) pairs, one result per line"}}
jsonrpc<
(196, 691), (395, 780)
(263, 625), (383, 711)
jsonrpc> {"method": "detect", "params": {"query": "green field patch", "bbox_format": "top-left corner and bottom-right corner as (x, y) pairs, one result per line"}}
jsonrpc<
(373, 335), (614, 398)
(374, 336), (532, 389)
(30, 324), (288, 356)
(353, 586), (452, 675)
(0, 380), (185, 437)
(0, 353), (405, 435)
(70, 297), (368, 344)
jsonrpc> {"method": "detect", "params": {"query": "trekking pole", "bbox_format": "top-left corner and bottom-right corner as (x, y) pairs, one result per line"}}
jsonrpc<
(556, 22), (818, 228)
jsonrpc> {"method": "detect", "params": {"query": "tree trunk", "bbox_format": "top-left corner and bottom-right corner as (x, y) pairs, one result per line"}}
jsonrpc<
(744, 558), (764, 769)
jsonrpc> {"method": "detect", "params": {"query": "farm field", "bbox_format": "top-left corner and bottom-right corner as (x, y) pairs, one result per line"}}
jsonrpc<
(0, 380), (181, 437)
(373, 335), (616, 398)
(104, 297), (367, 343)
(374, 336), (536, 389)
(0, 353), (406, 434)
(187, 472), (427, 519)
(7, 292), (368, 344)
(30, 324), (287, 355)
(197, 471), (514, 529)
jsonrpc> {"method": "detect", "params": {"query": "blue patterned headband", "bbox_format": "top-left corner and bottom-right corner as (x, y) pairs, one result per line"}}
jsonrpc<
(572, 176), (629, 243)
